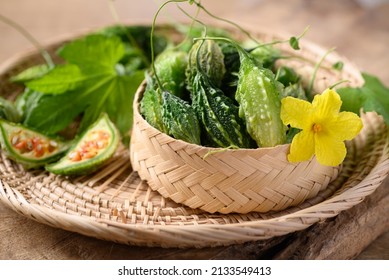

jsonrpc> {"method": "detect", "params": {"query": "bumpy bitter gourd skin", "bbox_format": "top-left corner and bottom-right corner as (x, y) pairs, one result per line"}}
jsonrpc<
(235, 55), (286, 147)
(186, 40), (226, 93)
(192, 72), (254, 148)
(140, 75), (168, 134)
(0, 119), (69, 169)
(154, 49), (188, 99)
(161, 91), (201, 145)
(45, 113), (119, 175)
(186, 39), (254, 148)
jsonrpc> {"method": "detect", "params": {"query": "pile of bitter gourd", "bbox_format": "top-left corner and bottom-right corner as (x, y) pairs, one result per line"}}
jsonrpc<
(140, 31), (308, 149)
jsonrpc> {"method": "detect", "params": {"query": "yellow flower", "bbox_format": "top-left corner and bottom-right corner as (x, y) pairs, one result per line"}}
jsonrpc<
(280, 88), (363, 166)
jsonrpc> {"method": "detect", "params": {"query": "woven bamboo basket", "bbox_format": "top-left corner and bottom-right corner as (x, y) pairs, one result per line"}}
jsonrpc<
(129, 26), (363, 214)
(0, 24), (389, 248)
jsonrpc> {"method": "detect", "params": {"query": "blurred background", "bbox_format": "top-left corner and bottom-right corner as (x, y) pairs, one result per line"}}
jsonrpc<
(1, 0), (389, 82)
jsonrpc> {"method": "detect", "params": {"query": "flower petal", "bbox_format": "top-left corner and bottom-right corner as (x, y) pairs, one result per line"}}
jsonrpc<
(281, 97), (313, 129)
(327, 111), (363, 141)
(315, 133), (347, 166)
(288, 130), (315, 162)
(312, 89), (342, 119)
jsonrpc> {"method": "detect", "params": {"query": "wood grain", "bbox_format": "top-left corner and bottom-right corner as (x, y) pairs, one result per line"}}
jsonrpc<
(0, 0), (389, 260)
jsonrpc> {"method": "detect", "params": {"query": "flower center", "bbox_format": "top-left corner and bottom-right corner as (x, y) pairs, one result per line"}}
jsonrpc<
(312, 123), (322, 133)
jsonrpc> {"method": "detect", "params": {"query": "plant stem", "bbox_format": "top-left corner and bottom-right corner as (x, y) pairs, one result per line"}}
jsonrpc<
(107, 0), (150, 66)
(174, 2), (203, 50)
(252, 25), (310, 50)
(0, 13), (54, 68)
(150, 0), (188, 90)
(194, 36), (248, 59)
(192, 0), (259, 44)
(307, 47), (335, 99)
(329, 79), (350, 89)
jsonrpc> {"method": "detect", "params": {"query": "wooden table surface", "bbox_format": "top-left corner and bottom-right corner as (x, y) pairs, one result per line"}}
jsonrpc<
(0, 0), (389, 260)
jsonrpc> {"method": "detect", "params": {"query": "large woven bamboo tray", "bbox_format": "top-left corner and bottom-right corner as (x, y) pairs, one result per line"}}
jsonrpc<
(1, 24), (389, 248)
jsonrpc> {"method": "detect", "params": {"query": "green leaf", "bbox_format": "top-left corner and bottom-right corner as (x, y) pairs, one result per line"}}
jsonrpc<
(338, 73), (389, 125)
(23, 89), (88, 135)
(332, 61), (344, 71)
(97, 25), (169, 65)
(110, 71), (145, 135)
(23, 74), (115, 135)
(26, 64), (85, 94)
(77, 77), (118, 134)
(0, 96), (21, 123)
(24, 70), (144, 137)
(57, 34), (124, 73)
(289, 36), (300, 50)
(21, 34), (145, 138)
(10, 64), (51, 83)
(15, 88), (41, 119)
(79, 70), (145, 136)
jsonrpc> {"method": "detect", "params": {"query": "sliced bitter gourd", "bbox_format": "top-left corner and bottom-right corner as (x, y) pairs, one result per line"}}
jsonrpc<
(0, 119), (69, 169)
(45, 113), (119, 175)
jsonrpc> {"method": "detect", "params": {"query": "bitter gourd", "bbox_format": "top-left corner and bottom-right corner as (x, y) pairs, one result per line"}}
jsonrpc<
(187, 39), (254, 148)
(192, 71), (254, 148)
(140, 74), (168, 134)
(0, 119), (69, 169)
(46, 113), (119, 175)
(186, 40), (226, 92)
(161, 91), (201, 145)
(235, 47), (286, 147)
(154, 49), (188, 99)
